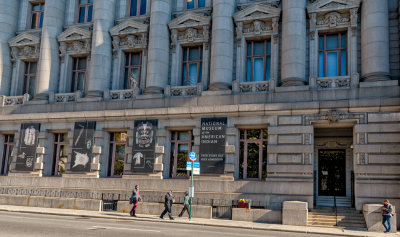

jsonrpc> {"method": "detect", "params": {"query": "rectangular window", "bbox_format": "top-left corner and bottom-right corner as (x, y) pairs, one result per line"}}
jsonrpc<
(107, 132), (127, 177)
(1, 135), (15, 175)
(71, 57), (87, 93)
(23, 62), (37, 96)
(51, 133), (69, 176)
(78, 0), (93, 23)
(170, 131), (193, 178)
(124, 52), (142, 89)
(31, 3), (44, 29)
(186, 0), (205, 9)
(239, 129), (268, 180)
(130, 0), (147, 16)
(246, 40), (271, 82)
(318, 33), (347, 77)
(182, 46), (202, 86)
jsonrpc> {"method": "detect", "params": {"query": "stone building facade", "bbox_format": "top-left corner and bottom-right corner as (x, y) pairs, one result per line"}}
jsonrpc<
(0, 0), (399, 225)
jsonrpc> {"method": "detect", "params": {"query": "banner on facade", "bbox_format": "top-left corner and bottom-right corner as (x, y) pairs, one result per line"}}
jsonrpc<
(70, 121), (96, 172)
(131, 119), (158, 172)
(16, 123), (40, 171)
(199, 117), (227, 174)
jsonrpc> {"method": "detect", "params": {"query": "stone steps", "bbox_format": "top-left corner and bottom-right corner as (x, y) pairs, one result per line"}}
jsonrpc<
(308, 208), (366, 229)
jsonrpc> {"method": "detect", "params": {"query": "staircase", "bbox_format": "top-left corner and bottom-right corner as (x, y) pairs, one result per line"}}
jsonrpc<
(316, 196), (352, 207)
(308, 207), (367, 230)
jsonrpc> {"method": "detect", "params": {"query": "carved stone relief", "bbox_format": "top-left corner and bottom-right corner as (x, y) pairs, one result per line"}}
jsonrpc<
(8, 33), (41, 61)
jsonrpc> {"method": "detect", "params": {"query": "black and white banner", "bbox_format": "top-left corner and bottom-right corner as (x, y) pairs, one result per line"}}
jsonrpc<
(16, 123), (40, 171)
(199, 117), (227, 174)
(70, 121), (96, 172)
(131, 119), (158, 172)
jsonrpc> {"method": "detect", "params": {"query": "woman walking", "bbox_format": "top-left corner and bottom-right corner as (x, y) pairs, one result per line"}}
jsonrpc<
(130, 185), (142, 217)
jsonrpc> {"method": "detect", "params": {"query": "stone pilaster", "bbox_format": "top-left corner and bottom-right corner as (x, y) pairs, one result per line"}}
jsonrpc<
(144, 0), (172, 94)
(209, 0), (235, 91)
(361, 0), (391, 81)
(0, 0), (19, 95)
(281, 0), (306, 86)
(86, 0), (116, 97)
(35, 0), (66, 100)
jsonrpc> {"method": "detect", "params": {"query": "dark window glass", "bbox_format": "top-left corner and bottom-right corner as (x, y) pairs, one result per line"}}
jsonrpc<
(186, 0), (205, 9)
(78, 0), (93, 23)
(31, 3), (44, 29)
(182, 46), (202, 86)
(51, 133), (69, 176)
(124, 52), (142, 89)
(1, 135), (15, 175)
(108, 132), (127, 177)
(23, 62), (37, 96)
(170, 131), (193, 178)
(130, 0), (146, 16)
(71, 57), (87, 93)
(318, 33), (347, 77)
(246, 40), (271, 82)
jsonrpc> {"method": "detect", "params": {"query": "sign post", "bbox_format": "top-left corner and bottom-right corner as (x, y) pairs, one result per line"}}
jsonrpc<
(188, 151), (197, 221)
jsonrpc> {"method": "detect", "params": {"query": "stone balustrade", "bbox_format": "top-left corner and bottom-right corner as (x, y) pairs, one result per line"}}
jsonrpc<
(0, 94), (29, 106)
(164, 83), (202, 97)
(311, 76), (351, 89)
(233, 80), (271, 93)
(105, 88), (139, 101)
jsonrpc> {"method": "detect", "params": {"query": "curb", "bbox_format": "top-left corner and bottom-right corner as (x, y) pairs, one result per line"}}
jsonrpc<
(1, 208), (398, 237)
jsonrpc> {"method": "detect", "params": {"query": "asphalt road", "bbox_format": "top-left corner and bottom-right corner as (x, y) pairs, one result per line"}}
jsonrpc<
(0, 211), (332, 237)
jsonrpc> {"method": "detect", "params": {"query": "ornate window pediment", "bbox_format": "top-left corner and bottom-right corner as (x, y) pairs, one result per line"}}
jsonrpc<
(8, 33), (40, 61)
(168, 12), (210, 45)
(57, 27), (92, 55)
(308, 0), (360, 13)
(233, 4), (281, 40)
(110, 20), (148, 51)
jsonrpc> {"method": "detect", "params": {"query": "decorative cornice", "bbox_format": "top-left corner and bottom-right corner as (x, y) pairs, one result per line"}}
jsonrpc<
(307, 0), (361, 14)
(8, 33), (41, 61)
(110, 20), (148, 37)
(168, 12), (210, 30)
(233, 3), (281, 23)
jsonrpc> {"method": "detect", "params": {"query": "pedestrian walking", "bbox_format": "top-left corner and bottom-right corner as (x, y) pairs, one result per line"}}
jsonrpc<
(382, 199), (393, 233)
(129, 185), (142, 217)
(160, 190), (174, 220)
(178, 192), (191, 218)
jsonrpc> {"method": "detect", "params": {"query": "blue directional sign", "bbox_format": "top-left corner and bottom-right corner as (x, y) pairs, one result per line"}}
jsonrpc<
(188, 151), (197, 162)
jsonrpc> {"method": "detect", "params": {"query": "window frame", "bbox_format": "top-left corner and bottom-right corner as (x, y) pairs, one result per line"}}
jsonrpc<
(22, 61), (37, 96)
(1, 135), (15, 176)
(77, 0), (93, 23)
(128, 0), (147, 17)
(30, 3), (44, 29)
(246, 39), (271, 82)
(181, 46), (203, 86)
(70, 57), (87, 93)
(107, 132), (128, 177)
(238, 128), (268, 180)
(185, 0), (206, 9)
(50, 133), (69, 177)
(318, 32), (347, 78)
(124, 52), (142, 89)
(170, 131), (193, 178)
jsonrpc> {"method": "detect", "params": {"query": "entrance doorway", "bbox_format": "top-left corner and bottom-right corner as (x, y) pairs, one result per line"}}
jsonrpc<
(318, 149), (346, 196)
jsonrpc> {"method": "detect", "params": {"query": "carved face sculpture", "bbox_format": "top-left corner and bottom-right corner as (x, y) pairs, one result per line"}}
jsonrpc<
(136, 122), (153, 148)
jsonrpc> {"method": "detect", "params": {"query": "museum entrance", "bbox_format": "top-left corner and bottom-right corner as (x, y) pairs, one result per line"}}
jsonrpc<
(318, 149), (346, 196)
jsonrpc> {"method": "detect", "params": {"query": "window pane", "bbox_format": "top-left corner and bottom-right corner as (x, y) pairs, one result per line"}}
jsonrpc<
(79, 7), (85, 23)
(87, 6), (93, 22)
(319, 36), (324, 50)
(182, 63), (187, 85)
(132, 53), (141, 65)
(28, 76), (35, 96)
(247, 43), (251, 56)
(262, 129), (268, 139)
(78, 58), (86, 70)
(186, 0), (194, 9)
(40, 4), (45, 10)
(262, 142), (267, 179)
(253, 58), (263, 81)
(183, 48), (187, 61)
(170, 144), (175, 177)
(199, 62), (202, 83)
(33, 5), (40, 11)
(246, 58), (251, 82)
(198, 0), (205, 8)
(77, 73), (85, 91)
(130, 0), (138, 16)
(31, 13), (37, 29)
(176, 144), (188, 177)
(247, 129), (260, 139)
(340, 50), (347, 76)
(60, 133), (68, 142)
(341, 33), (346, 48)
(327, 52), (338, 77)
(39, 12), (43, 28)
(80, 0), (87, 4)
(266, 41), (271, 54)
(247, 143), (260, 179)
(129, 68), (139, 88)
(30, 62), (37, 73)
(140, 0), (146, 15)
(318, 52), (324, 77)
(265, 56), (271, 81)
(115, 132), (127, 142)
(58, 145), (67, 174)
(253, 41), (264, 55)
(188, 63), (198, 85)
(124, 68), (129, 89)
(178, 131), (190, 140)
(189, 47), (199, 61)
(113, 144), (125, 176)
(171, 131), (176, 141)
(88, 0), (93, 3)
(240, 130), (244, 139)
(326, 34), (339, 49)
(239, 142), (244, 179)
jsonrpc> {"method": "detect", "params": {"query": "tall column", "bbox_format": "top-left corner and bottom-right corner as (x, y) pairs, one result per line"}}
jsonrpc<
(281, 0), (306, 86)
(209, 0), (235, 91)
(144, 0), (171, 94)
(0, 0), (19, 95)
(86, 0), (116, 97)
(361, 0), (390, 81)
(36, 0), (66, 99)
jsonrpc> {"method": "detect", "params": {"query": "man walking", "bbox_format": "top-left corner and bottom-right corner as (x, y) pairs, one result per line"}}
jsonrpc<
(382, 199), (393, 233)
(160, 190), (174, 220)
(130, 185), (142, 217)
(178, 192), (190, 218)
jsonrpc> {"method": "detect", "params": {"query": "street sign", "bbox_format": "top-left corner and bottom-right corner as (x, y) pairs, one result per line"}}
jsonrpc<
(186, 162), (200, 169)
(188, 152), (197, 162)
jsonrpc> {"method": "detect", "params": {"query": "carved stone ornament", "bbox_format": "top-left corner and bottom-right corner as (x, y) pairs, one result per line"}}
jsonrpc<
(326, 110), (343, 122)
(8, 33), (40, 61)
(168, 12), (210, 45)
(110, 20), (149, 51)
(57, 27), (92, 56)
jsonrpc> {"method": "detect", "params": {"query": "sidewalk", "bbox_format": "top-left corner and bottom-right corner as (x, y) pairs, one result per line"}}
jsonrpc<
(0, 205), (398, 237)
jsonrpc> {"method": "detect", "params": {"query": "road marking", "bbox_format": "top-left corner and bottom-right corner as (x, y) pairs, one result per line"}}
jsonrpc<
(90, 226), (160, 233)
